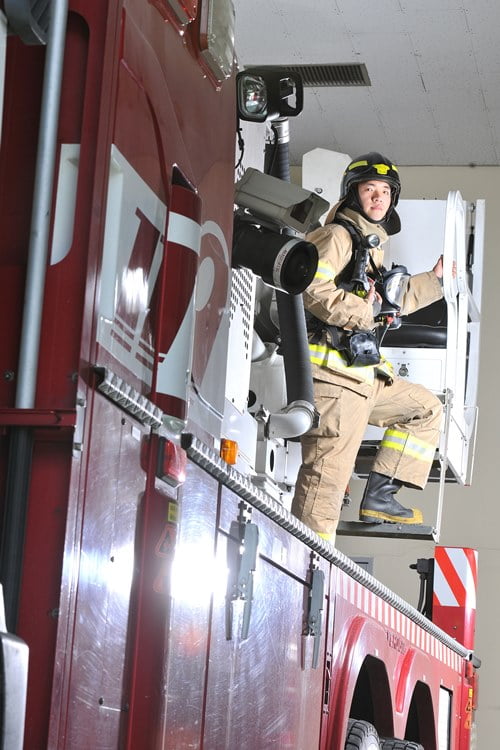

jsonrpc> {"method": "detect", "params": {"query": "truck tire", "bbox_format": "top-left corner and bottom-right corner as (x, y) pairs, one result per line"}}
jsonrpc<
(380, 739), (424, 750)
(344, 719), (380, 749)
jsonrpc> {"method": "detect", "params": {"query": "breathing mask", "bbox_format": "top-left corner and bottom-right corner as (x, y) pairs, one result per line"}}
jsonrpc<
(374, 264), (410, 328)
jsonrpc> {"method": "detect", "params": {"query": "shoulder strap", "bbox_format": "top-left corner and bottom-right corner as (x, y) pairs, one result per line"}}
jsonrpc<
(332, 218), (383, 284)
(331, 217), (363, 247)
(331, 218), (362, 286)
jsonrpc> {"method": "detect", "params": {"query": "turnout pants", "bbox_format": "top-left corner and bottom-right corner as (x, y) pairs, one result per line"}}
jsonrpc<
(291, 374), (443, 539)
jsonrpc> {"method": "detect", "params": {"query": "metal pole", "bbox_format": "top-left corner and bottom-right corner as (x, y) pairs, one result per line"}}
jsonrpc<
(16, 0), (69, 408)
(1, 0), (68, 631)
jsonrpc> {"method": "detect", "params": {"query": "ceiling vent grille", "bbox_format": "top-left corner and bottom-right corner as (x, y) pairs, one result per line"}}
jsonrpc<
(248, 63), (371, 87)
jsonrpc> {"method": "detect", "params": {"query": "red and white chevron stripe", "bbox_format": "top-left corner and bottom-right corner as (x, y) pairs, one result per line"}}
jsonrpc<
(433, 547), (478, 609)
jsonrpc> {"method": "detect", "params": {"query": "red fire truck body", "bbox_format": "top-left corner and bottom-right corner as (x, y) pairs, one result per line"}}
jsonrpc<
(0, 2), (479, 749)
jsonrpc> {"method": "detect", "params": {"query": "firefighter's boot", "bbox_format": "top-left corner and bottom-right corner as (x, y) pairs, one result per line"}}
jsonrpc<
(359, 471), (423, 524)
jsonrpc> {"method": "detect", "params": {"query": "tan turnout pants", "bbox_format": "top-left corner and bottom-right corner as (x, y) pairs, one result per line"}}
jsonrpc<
(291, 375), (443, 539)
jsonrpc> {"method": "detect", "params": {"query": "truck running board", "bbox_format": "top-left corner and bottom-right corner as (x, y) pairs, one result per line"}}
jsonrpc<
(336, 520), (437, 541)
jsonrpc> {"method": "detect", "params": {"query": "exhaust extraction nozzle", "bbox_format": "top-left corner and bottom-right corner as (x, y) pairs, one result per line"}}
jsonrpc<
(232, 218), (318, 295)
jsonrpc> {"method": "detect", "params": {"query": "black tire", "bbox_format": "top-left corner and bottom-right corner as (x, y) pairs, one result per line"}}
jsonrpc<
(344, 719), (380, 749)
(380, 739), (424, 750)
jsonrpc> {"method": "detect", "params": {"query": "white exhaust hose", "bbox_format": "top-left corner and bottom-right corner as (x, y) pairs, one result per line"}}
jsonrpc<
(251, 330), (268, 361)
(266, 399), (316, 439)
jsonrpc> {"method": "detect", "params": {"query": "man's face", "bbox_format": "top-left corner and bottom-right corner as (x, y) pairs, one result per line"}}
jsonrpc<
(357, 179), (392, 222)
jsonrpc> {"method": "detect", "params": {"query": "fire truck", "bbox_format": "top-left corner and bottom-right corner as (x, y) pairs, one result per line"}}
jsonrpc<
(0, 1), (481, 749)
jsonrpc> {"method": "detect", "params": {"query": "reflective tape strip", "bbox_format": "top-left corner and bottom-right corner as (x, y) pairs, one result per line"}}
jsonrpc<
(347, 160), (398, 176)
(381, 428), (435, 463)
(377, 356), (394, 379)
(317, 531), (335, 542)
(314, 260), (335, 281)
(372, 162), (397, 176)
(309, 343), (375, 384)
(433, 547), (478, 609)
(338, 570), (465, 671)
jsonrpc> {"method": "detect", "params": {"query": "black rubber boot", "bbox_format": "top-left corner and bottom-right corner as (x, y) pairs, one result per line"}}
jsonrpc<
(359, 471), (423, 524)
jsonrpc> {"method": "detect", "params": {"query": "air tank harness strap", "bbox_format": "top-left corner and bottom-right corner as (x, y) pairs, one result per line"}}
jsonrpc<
(330, 218), (383, 294)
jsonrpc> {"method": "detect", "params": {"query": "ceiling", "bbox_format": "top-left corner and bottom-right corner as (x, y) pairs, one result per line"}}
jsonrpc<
(233, 0), (500, 168)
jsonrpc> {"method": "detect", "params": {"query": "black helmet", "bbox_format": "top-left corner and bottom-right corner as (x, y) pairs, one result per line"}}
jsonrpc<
(340, 152), (401, 234)
(341, 152), (401, 203)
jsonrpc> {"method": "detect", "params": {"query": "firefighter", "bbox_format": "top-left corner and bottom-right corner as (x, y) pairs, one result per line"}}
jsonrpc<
(291, 152), (445, 543)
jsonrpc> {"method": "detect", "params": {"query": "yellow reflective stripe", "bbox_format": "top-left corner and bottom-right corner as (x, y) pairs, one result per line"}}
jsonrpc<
(317, 532), (335, 542)
(309, 343), (392, 383)
(347, 160), (398, 176)
(377, 356), (394, 378)
(348, 160), (369, 170)
(372, 163), (397, 176)
(381, 429), (435, 463)
(309, 343), (332, 367)
(314, 261), (335, 281)
(309, 343), (375, 384)
(385, 429), (408, 441)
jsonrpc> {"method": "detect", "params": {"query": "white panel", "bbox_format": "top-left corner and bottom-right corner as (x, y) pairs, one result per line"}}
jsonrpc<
(386, 199), (447, 274)
(438, 687), (452, 750)
(225, 268), (255, 414)
(380, 347), (445, 393)
(301, 148), (351, 221)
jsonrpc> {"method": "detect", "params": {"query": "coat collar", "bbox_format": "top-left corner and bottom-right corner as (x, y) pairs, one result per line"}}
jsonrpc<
(324, 202), (390, 245)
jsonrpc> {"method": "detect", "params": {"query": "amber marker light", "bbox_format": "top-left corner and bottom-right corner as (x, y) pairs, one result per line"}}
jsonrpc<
(220, 439), (238, 465)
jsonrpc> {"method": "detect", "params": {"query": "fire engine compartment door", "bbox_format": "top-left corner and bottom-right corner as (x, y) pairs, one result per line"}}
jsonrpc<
(48, 394), (149, 749)
(202, 487), (329, 749)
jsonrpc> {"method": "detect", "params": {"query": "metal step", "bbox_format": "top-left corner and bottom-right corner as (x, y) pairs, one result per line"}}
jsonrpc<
(336, 520), (437, 541)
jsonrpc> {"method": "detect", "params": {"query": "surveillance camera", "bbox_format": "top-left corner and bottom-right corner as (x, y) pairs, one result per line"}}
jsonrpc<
(235, 168), (329, 235)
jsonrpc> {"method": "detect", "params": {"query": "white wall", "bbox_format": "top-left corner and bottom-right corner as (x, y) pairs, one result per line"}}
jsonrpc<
(335, 166), (499, 749)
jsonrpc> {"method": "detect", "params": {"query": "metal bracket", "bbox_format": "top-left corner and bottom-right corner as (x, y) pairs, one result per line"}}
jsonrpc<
(225, 504), (259, 641)
(302, 555), (325, 669)
(72, 393), (86, 456)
